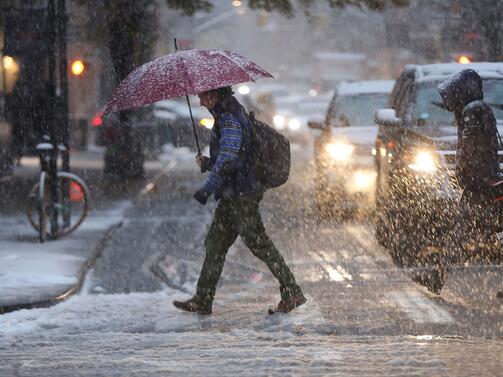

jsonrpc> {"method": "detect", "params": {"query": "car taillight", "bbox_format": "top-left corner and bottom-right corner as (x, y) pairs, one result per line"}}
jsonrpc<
(91, 111), (104, 127)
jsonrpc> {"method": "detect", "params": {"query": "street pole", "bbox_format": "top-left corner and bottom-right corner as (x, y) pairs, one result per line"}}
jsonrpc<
(48, 0), (59, 236)
(57, 0), (70, 227)
(57, 0), (69, 172)
(0, 29), (5, 117)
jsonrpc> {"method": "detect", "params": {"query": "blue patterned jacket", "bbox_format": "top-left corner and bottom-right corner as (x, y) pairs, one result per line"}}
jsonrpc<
(202, 95), (263, 200)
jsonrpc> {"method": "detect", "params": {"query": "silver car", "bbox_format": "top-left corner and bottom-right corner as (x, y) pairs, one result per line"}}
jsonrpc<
(309, 80), (394, 216)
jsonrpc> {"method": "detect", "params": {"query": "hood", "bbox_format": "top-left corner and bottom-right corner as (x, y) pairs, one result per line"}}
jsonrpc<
(438, 69), (483, 113)
(330, 126), (378, 146)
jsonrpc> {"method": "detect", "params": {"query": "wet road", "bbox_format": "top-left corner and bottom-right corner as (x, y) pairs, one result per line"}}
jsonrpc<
(1, 147), (502, 375)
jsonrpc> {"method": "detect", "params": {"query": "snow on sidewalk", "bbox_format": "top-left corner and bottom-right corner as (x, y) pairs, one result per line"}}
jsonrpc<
(1, 287), (502, 376)
(0, 201), (131, 308)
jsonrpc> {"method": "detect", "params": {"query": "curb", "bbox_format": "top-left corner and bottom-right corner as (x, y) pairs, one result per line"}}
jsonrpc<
(0, 166), (171, 316)
(0, 222), (123, 315)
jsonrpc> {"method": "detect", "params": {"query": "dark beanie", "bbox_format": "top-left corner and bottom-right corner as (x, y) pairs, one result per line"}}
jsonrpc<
(216, 86), (234, 97)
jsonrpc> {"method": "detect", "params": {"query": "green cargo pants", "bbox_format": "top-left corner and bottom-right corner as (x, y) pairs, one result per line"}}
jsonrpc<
(195, 193), (301, 305)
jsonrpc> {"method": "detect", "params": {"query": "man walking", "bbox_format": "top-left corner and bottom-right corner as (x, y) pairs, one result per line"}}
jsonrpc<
(173, 86), (305, 314)
(413, 69), (501, 294)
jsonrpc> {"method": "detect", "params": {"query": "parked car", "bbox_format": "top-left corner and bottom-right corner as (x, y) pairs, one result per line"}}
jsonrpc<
(92, 99), (212, 159)
(153, 99), (213, 150)
(308, 80), (394, 216)
(272, 95), (327, 145)
(374, 63), (503, 259)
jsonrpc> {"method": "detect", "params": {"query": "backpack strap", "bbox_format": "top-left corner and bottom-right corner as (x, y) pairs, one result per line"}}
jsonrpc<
(238, 108), (254, 176)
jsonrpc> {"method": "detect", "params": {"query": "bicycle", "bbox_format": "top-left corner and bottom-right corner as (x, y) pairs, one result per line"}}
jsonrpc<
(26, 136), (90, 242)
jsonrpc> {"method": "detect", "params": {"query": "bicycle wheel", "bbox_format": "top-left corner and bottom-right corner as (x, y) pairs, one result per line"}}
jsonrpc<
(27, 172), (90, 239)
(27, 172), (49, 242)
(53, 172), (90, 237)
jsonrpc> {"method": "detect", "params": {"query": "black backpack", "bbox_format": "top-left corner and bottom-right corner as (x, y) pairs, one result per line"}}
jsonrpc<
(247, 112), (290, 188)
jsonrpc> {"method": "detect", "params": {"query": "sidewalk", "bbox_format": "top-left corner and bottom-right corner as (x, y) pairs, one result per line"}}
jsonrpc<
(0, 203), (129, 313)
(0, 146), (195, 314)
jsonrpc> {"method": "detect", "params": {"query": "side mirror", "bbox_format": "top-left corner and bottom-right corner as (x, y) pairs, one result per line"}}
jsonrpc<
(308, 120), (324, 130)
(375, 108), (401, 127)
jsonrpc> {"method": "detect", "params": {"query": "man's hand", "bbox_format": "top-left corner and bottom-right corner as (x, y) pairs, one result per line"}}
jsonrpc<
(196, 154), (210, 173)
(196, 154), (207, 168)
(195, 154), (204, 168)
(194, 188), (210, 205)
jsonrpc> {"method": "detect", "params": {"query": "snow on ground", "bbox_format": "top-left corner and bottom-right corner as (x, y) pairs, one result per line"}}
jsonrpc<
(1, 284), (502, 376)
(0, 201), (130, 305)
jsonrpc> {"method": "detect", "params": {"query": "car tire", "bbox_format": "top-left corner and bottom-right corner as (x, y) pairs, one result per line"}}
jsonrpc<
(374, 212), (393, 249)
(315, 184), (334, 219)
(374, 180), (394, 249)
(314, 183), (350, 220)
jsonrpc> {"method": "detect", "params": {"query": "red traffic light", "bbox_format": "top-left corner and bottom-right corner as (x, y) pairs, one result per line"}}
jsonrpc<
(91, 111), (104, 127)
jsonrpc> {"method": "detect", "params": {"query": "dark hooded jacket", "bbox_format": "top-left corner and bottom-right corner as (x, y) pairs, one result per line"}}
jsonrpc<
(438, 69), (499, 192)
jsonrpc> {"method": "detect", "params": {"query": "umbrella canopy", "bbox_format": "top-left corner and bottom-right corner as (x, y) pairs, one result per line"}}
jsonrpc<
(104, 49), (273, 115)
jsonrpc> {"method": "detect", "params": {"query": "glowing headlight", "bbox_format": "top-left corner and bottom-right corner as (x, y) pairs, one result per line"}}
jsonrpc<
(288, 118), (301, 131)
(199, 118), (214, 129)
(351, 171), (376, 191)
(273, 115), (286, 130)
(408, 150), (437, 172)
(325, 142), (354, 161)
(237, 85), (250, 95)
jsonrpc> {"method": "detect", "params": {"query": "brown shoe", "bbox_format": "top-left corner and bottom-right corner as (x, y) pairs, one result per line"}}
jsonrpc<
(268, 291), (307, 314)
(173, 298), (212, 314)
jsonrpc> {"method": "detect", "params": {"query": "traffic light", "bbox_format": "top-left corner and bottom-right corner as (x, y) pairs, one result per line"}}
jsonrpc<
(456, 54), (472, 64)
(70, 59), (86, 76)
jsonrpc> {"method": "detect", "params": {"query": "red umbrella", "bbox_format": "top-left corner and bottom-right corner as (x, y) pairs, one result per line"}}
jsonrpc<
(104, 48), (272, 154)
(103, 49), (273, 115)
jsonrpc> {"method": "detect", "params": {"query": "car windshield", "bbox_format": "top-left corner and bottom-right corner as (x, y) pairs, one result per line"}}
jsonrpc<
(415, 79), (503, 126)
(299, 101), (328, 115)
(332, 93), (389, 127)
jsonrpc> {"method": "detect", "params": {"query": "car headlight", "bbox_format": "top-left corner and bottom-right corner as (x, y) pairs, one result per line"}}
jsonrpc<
(408, 150), (437, 172)
(199, 118), (214, 129)
(288, 118), (301, 131)
(273, 115), (286, 130)
(325, 142), (354, 161)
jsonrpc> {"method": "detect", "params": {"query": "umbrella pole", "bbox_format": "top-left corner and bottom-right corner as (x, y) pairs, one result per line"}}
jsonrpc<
(185, 95), (202, 155)
(175, 38), (201, 155)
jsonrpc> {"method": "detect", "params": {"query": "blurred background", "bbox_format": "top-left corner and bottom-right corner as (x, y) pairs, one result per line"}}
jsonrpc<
(0, 0), (500, 179)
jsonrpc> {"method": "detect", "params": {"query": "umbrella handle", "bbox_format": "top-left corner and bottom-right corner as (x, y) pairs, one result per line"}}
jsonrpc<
(195, 151), (206, 173)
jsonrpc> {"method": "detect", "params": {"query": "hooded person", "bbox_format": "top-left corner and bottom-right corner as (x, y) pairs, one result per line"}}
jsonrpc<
(413, 69), (501, 294)
(438, 69), (499, 191)
(173, 86), (306, 314)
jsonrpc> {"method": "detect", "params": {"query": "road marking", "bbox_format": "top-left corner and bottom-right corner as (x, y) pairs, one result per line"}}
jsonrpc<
(310, 250), (353, 283)
(388, 291), (455, 324)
